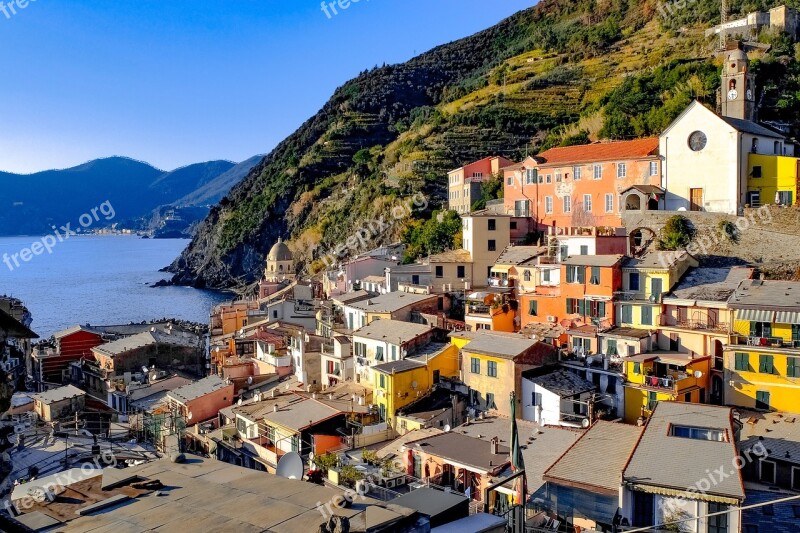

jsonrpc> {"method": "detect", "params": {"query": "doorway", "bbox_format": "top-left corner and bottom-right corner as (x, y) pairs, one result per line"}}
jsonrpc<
(690, 188), (703, 211)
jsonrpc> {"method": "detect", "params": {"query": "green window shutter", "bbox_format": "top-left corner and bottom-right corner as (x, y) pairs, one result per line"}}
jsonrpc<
(598, 301), (606, 318)
(788, 357), (799, 378)
(577, 266), (586, 284)
(735, 353), (749, 372)
(642, 306), (652, 325)
(607, 339), (617, 356)
(591, 266), (600, 285)
(633, 362), (641, 374)
(578, 299), (587, 317)
(566, 298), (573, 314)
(750, 322), (757, 336)
(529, 300), (538, 316)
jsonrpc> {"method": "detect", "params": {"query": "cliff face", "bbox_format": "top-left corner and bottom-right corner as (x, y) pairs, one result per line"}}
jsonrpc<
(169, 0), (800, 290)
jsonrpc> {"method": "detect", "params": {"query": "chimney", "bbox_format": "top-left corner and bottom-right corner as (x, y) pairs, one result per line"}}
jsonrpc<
(490, 436), (500, 455)
(312, 393), (317, 400)
(273, 405), (278, 413)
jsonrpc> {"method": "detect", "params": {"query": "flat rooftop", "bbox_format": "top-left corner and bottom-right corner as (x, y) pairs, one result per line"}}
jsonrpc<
(352, 319), (433, 343)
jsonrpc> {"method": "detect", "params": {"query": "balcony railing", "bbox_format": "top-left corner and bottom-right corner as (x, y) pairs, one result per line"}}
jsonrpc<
(729, 335), (800, 349)
(660, 317), (729, 333)
(634, 373), (697, 393)
(614, 290), (662, 303)
(467, 304), (492, 316)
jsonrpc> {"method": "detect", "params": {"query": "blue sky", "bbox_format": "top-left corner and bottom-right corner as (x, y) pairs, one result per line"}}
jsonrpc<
(0, 0), (534, 174)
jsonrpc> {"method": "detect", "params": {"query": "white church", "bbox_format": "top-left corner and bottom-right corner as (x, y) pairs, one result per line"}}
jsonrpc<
(659, 48), (796, 214)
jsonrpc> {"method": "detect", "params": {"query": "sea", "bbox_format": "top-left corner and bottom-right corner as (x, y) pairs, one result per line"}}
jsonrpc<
(0, 235), (232, 338)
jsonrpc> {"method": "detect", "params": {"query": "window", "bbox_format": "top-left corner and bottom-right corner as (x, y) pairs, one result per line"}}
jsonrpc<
(756, 390), (771, 410)
(590, 300), (606, 318)
(793, 467), (800, 491)
(789, 357), (800, 378)
(607, 339), (618, 356)
(538, 174), (543, 183)
(379, 373), (386, 388)
(291, 435), (299, 452)
(750, 321), (772, 338)
(734, 353), (750, 372)
(774, 141), (781, 155)
(708, 503), (729, 533)
(593, 165), (602, 180)
(566, 298), (579, 314)
(375, 346), (385, 362)
(573, 166), (582, 180)
(488, 240), (496, 252)
(433, 265), (444, 279)
(590, 266), (600, 285)
(670, 425), (725, 441)
(563, 195), (571, 213)
(545, 196), (553, 214)
(605, 193), (614, 213)
(528, 300), (538, 316)
(526, 168), (536, 184)
(507, 176), (513, 186)
(487, 360), (498, 378)
(760, 459), (776, 483)
(488, 219), (496, 231)
(633, 362), (641, 374)
(486, 392), (497, 410)
(567, 265), (585, 284)
(354, 342), (367, 357)
(647, 391), (658, 410)
(457, 265), (465, 278)
(641, 306), (653, 325)
(621, 305), (633, 323)
(532, 392), (542, 406)
(555, 171), (563, 182)
(759, 354), (777, 375)
(629, 273), (640, 292)
(471, 357), (480, 374)
(632, 491), (654, 528)
(545, 174), (552, 183)
(649, 161), (658, 176)
(560, 245), (568, 262)
(391, 345), (397, 361)
(778, 191), (793, 206)
(514, 199), (530, 217)
(510, 221), (517, 230)
(752, 166), (762, 178)
(580, 245), (589, 255)
(752, 138), (759, 153)
(542, 269), (551, 283)
(523, 270), (531, 282)
(583, 194), (592, 212)
(617, 162), (627, 178)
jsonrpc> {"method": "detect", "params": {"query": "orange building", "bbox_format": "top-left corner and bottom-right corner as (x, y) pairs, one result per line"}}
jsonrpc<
(503, 139), (661, 228)
(448, 155), (514, 214)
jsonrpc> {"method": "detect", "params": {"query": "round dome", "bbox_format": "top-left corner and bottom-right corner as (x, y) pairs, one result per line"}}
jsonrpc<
(268, 239), (293, 262)
(727, 49), (748, 63)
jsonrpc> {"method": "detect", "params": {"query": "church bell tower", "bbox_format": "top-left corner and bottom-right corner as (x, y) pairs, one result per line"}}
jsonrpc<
(720, 48), (757, 122)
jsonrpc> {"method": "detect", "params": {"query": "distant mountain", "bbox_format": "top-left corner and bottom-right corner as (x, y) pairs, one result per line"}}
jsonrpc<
(0, 157), (252, 236)
(172, 155), (264, 207)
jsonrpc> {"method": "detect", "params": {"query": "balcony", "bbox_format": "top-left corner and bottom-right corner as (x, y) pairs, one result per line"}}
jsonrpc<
(614, 290), (662, 303)
(631, 372), (698, 393)
(488, 277), (514, 288)
(729, 334), (800, 350)
(467, 304), (492, 316)
(659, 316), (729, 334)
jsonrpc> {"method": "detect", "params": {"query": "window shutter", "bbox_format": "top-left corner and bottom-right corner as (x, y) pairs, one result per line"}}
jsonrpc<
(578, 299), (587, 317)
(598, 301), (606, 318)
(577, 266), (586, 284)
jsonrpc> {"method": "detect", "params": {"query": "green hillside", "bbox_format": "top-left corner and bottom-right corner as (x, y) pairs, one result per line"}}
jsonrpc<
(168, 0), (800, 290)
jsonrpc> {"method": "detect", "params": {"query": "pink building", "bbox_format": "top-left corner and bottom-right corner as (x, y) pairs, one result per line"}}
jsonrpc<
(448, 156), (514, 214)
(166, 375), (235, 425)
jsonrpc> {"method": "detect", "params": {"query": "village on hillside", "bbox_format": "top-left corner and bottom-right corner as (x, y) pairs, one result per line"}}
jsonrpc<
(5, 18), (800, 533)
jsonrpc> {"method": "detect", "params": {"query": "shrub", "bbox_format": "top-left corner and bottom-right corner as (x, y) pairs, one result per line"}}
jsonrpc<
(658, 215), (695, 250)
(718, 220), (739, 243)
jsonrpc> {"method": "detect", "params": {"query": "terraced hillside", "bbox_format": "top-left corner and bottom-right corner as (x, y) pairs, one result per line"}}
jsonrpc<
(168, 0), (800, 290)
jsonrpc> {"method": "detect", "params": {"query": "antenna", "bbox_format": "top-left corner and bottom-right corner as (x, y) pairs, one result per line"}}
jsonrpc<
(276, 452), (304, 480)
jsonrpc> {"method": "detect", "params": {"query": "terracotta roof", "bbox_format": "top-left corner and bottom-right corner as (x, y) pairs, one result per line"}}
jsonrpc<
(535, 138), (659, 166)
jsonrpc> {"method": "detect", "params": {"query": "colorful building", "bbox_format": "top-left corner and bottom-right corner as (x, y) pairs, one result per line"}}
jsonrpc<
(616, 251), (697, 331)
(451, 330), (558, 418)
(725, 279), (800, 413)
(746, 152), (800, 207)
(464, 289), (518, 333)
(622, 352), (712, 424)
(352, 319), (435, 385)
(372, 343), (459, 429)
(447, 155), (513, 214)
(503, 139), (661, 229)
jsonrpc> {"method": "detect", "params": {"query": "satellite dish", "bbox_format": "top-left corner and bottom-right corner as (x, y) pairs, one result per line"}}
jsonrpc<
(276, 452), (304, 480)
(581, 418), (590, 429)
(443, 424), (451, 433)
(694, 370), (703, 379)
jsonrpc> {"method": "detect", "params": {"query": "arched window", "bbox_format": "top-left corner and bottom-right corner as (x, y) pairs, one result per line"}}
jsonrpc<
(729, 79), (737, 91)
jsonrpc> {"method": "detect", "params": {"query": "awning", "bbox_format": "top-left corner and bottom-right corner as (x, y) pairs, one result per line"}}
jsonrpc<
(627, 483), (741, 505)
(491, 265), (512, 273)
(775, 311), (800, 325)
(736, 309), (775, 323)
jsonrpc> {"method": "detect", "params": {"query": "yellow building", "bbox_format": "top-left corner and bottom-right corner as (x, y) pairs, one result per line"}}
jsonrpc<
(372, 343), (460, 432)
(616, 251), (697, 330)
(726, 279), (800, 413)
(622, 352), (712, 424)
(747, 153), (800, 207)
(450, 330), (558, 418)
